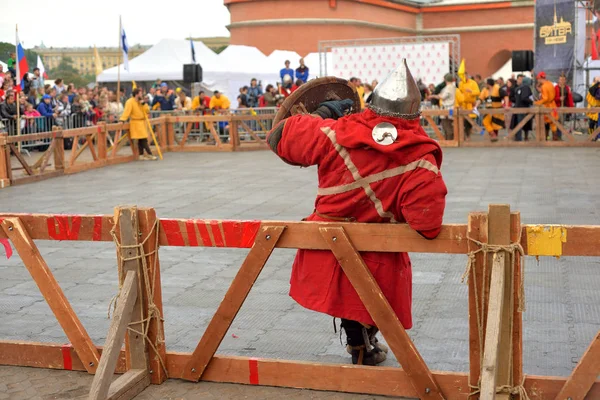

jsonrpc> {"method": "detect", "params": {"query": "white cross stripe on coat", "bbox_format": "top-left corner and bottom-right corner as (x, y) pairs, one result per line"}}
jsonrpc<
(317, 158), (439, 196)
(320, 126), (397, 223)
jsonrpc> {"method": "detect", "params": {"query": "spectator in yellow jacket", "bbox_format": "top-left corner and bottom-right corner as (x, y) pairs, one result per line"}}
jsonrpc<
(455, 75), (480, 139)
(209, 91), (231, 111)
(534, 71), (559, 140)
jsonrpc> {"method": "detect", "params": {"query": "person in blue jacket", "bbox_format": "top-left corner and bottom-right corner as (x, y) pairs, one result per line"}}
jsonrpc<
(152, 83), (176, 111)
(280, 60), (294, 83)
(295, 58), (309, 83)
(36, 94), (57, 132)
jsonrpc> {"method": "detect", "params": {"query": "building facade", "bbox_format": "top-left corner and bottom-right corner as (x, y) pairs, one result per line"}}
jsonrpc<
(225, 0), (535, 78)
(33, 45), (150, 75)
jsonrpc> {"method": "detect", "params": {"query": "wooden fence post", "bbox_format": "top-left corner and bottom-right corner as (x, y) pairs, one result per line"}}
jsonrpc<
(138, 207), (167, 385)
(166, 116), (175, 148)
(230, 116), (239, 151)
(0, 133), (11, 188)
(97, 123), (107, 161)
(52, 128), (65, 172)
(454, 107), (461, 147)
(468, 211), (489, 391)
(482, 205), (514, 400)
(158, 117), (167, 149)
(536, 108), (545, 143)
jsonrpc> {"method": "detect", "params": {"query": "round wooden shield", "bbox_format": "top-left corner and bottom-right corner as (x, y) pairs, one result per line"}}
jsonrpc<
(273, 77), (361, 126)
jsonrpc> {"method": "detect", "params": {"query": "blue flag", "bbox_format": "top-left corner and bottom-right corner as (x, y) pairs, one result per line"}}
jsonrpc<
(121, 17), (129, 72)
(190, 38), (196, 64)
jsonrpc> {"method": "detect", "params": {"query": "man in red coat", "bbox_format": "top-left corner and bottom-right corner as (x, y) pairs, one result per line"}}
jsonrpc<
(555, 74), (574, 108)
(267, 60), (447, 366)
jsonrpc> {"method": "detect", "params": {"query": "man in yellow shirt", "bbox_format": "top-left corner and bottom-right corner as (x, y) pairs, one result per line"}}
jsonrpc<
(476, 78), (508, 142)
(209, 90), (231, 111)
(455, 74), (480, 140)
(350, 77), (365, 109)
(534, 71), (559, 140)
(120, 88), (156, 160)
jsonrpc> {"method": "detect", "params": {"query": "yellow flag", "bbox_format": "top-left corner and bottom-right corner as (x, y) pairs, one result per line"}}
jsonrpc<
(458, 59), (466, 83)
(94, 45), (103, 76)
(132, 80), (137, 90)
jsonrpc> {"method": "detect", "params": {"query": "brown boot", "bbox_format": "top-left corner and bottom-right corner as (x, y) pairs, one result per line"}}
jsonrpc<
(347, 345), (387, 366)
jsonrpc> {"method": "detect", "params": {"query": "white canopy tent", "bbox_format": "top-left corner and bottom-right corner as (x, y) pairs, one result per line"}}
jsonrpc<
(267, 50), (301, 75)
(0, 60), (7, 72)
(491, 59), (532, 80)
(97, 39), (279, 108)
(304, 52), (333, 80)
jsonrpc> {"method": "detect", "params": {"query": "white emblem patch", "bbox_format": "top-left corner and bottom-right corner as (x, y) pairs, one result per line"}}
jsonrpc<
(371, 122), (398, 146)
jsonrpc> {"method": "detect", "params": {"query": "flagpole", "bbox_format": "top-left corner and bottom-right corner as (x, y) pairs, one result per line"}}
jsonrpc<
(15, 24), (22, 153)
(117, 16), (121, 106)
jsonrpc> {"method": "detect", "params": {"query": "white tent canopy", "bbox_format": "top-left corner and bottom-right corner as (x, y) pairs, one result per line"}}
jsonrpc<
(0, 60), (6, 72)
(304, 52), (332, 80)
(97, 39), (280, 107)
(267, 50), (301, 73)
(491, 59), (532, 80)
(97, 38), (219, 82)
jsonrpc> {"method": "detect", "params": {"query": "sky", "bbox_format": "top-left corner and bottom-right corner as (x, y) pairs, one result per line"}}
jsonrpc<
(0, 0), (231, 48)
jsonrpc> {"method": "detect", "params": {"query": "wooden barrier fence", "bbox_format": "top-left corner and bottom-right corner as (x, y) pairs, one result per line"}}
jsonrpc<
(0, 204), (599, 399)
(2, 107), (600, 188)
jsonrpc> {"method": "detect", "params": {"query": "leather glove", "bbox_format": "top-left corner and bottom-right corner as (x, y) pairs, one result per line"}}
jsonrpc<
(315, 99), (354, 120)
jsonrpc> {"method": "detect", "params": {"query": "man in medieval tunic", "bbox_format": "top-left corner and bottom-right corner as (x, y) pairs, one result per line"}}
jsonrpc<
(267, 60), (448, 365)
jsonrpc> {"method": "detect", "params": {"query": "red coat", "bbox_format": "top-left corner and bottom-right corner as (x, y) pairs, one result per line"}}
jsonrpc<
(554, 85), (574, 108)
(272, 109), (447, 327)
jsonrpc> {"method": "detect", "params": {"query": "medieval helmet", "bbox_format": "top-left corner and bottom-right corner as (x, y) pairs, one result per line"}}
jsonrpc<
(367, 59), (421, 119)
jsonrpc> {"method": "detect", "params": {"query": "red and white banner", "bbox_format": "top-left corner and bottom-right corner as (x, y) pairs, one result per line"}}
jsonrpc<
(331, 42), (450, 85)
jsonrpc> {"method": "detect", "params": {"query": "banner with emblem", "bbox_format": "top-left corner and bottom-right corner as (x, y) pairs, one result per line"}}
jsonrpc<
(330, 42), (450, 85)
(534, 0), (575, 83)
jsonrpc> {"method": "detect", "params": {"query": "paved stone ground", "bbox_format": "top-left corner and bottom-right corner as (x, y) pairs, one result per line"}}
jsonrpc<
(0, 366), (388, 399)
(0, 148), (600, 395)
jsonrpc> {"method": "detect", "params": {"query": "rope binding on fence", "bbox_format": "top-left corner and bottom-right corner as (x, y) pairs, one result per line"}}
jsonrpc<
(109, 218), (168, 377)
(461, 229), (527, 398)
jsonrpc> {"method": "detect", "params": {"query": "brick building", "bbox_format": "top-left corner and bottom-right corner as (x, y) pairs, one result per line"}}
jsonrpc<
(225, 0), (534, 78)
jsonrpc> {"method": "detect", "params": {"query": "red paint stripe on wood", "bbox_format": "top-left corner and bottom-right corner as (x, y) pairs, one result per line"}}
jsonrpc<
(161, 220), (185, 246)
(221, 221), (241, 247)
(241, 221), (261, 248)
(61, 344), (73, 370)
(92, 216), (102, 241)
(196, 222), (213, 247)
(210, 221), (225, 247)
(47, 216), (82, 241)
(185, 220), (199, 247)
(249, 358), (259, 385)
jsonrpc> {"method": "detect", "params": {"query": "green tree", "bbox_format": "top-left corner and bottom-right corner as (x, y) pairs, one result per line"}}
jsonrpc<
(48, 57), (95, 87)
(0, 41), (38, 74)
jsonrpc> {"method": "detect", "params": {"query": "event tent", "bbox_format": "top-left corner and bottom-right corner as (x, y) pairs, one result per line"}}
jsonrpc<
(0, 60), (6, 72)
(267, 50), (301, 75)
(304, 52), (333, 80)
(97, 39), (280, 106)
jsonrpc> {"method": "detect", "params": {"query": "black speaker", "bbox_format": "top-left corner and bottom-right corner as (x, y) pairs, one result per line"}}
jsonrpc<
(183, 64), (196, 83)
(512, 50), (534, 72)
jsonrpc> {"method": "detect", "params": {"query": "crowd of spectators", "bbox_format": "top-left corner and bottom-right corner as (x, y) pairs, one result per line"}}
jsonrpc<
(3, 54), (593, 144)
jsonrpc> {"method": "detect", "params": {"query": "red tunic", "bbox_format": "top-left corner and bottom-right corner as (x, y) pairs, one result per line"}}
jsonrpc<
(272, 109), (447, 328)
(554, 85), (574, 108)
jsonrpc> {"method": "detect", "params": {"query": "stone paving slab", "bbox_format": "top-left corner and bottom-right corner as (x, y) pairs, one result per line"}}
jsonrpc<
(0, 366), (389, 400)
(0, 148), (599, 387)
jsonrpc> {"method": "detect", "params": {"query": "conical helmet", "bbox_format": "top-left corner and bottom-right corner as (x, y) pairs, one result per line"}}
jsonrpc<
(367, 59), (421, 119)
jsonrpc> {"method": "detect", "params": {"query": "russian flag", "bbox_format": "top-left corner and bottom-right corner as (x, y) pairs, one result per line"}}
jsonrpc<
(15, 29), (29, 91)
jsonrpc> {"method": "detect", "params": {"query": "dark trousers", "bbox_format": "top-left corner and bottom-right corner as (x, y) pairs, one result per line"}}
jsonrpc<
(137, 138), (152, 155)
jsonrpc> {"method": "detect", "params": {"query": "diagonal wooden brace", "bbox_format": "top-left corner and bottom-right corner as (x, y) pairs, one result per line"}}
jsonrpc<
(181, 224), (286, 382)
(554, 330), (600, 400)
(1, 217), (101, 373)
(319, 226), (445, 400)
(88, 270), (147, 400)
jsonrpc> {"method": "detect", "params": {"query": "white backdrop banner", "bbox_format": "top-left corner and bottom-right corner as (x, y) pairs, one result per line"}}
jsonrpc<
(330, 42), (449, 85)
